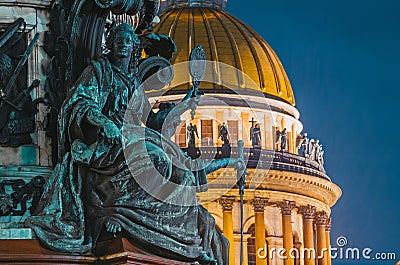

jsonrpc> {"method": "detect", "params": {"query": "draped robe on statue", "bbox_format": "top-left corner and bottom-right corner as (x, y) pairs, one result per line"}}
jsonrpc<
(27, 56), (228, 264)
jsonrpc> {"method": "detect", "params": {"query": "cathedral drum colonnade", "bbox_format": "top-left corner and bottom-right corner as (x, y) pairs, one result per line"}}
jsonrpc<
(0, 0), (341, 264)
(151, 1), (342, 264)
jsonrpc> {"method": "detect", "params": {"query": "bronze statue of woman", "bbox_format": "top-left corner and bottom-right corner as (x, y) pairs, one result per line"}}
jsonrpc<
(27, 23), (244, 265)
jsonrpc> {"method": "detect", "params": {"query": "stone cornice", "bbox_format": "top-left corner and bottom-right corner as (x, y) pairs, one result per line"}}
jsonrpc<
(249, 169), (341, 207)
(205, 168), (341, 208)
(198, 189), (332, 214)
(148, 94), (301, 120)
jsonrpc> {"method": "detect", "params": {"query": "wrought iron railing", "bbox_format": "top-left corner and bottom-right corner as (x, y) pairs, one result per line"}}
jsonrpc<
(181, 146), (330, 181)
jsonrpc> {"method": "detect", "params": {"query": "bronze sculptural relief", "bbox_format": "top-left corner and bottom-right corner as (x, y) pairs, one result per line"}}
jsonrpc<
(27, 21), (245, 265)
(0, 19), (41, 147)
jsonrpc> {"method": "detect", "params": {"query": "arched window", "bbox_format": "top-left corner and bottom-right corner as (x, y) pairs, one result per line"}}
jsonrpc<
(247, 224), (256, 265)
(247, 224), (269, 265)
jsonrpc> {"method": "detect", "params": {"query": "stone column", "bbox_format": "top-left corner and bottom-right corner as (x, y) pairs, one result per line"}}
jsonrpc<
(252, 197), (268, 265)
(241, 112), (250, 146)
(298, 205), (316, 265)
(278, 201), (296, 265)
(220, 197), (236, 265)
(264, 114), (272, 149)
(325, 218), (332, 265)
(314, 212), (328, 265)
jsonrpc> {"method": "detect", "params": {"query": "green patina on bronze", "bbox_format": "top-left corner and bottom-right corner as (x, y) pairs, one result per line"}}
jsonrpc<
(21, 145), (37, 165)
(26, 16), (245, 264)
(0, 19), (40, 147)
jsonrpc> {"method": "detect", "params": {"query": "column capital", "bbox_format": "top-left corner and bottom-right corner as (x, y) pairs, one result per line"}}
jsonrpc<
(219, 196), (235, 211)
(314, 211), (329, 225)
(278, 200), (296, 215)
(298, 204), (316, 220)
(252, 197), (268, 212)
(325, 217), (332, 231)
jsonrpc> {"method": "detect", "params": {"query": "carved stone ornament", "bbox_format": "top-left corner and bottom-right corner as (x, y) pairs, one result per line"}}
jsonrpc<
(278, 200), (296, 215)
(219, 197), (235, 211)
(314, 211), (329, 226)
(252, 197), (268, 212)
(298, 204), (316, 220)
(325, 217), (332, 231)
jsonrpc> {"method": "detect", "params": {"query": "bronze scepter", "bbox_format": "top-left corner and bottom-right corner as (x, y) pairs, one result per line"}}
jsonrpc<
(187, 45), (206, 119)
(237, 140), (247, 265)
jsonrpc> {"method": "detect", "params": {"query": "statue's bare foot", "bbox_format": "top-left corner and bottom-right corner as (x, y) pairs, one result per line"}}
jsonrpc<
(105, 218), (122, 235)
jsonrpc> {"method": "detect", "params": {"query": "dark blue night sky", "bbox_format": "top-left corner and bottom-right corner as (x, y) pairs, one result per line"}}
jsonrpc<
(227, 0), (400, 264)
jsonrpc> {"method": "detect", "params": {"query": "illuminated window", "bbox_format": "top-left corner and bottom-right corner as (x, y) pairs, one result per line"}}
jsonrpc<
(227, 120), (238, 145)
(247, 224), (269, 265)
(287, 131), (292, 153)
(247, 236), (256, 265)
(273, 126), (280, 150)
(201, 120), (213, 146)
(177, 122), (186, 147)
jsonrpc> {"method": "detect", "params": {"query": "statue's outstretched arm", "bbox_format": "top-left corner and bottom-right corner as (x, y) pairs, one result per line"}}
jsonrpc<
(204, 158), (245, 175)
(142, 89), (198, 133)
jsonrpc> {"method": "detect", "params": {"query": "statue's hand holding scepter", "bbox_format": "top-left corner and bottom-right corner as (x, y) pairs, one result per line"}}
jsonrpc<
(165, 45), (205, 124)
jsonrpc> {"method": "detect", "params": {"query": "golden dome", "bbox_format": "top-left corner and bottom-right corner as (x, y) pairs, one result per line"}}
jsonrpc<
(153, 6), (295, 106)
